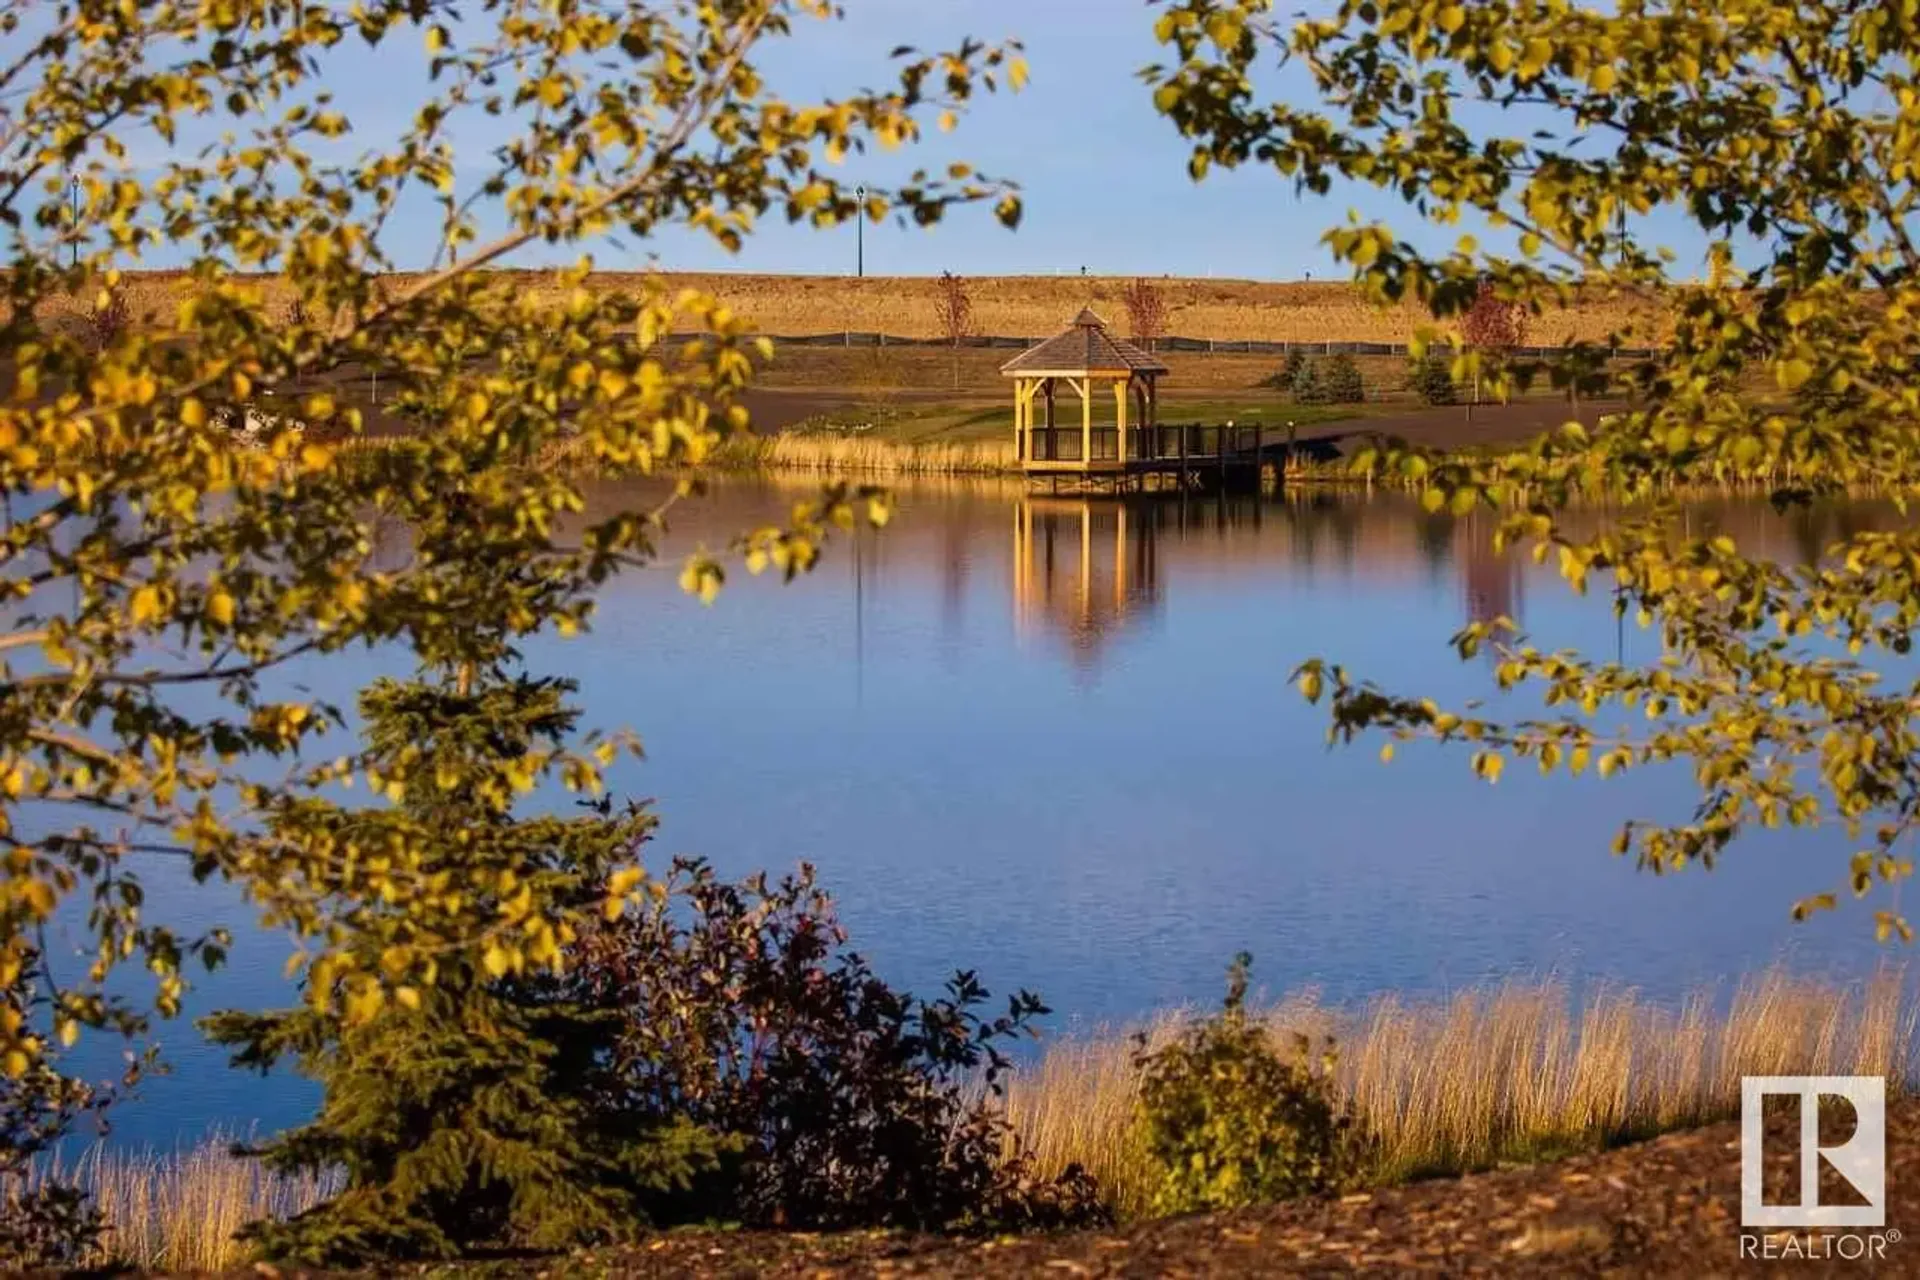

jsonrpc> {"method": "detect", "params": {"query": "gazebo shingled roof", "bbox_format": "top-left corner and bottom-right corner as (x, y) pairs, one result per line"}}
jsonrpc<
(1000, 308), (1169, 376)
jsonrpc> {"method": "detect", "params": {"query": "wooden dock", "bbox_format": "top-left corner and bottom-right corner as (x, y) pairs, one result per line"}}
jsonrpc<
(1019, 422), (1269, 495)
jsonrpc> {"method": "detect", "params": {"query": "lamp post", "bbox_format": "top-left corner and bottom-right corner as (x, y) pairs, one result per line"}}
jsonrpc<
(854, 183), (865, 278)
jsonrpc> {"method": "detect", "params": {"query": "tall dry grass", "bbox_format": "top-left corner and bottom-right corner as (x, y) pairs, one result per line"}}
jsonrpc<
(12, 968), (1910, 1264)
(326, 429), (1023, 478)
(1003, 966), (1917, 1221)
(11, 1133), (336, 1271)
(719, 432), (1016, 475)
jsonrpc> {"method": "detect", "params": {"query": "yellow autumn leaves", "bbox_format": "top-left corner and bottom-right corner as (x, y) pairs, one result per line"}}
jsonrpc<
(0, 0), (1032, 1087)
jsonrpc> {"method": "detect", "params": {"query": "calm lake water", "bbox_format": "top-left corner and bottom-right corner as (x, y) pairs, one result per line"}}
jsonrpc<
(60, 478), (1905, 1149)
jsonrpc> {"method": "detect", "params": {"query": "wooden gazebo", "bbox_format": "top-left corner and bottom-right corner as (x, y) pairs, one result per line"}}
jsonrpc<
(1002, 309), (1168, 472)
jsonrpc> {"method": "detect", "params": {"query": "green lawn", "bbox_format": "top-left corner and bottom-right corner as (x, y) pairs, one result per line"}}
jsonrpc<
(783, 398), (1368, 445)
(1154, 399), (1369, 429)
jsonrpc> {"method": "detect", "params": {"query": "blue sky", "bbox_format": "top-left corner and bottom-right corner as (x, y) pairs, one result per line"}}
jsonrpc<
(555, 0), (1715, 280)
(333, 0), (1325, 277)
(102, 0), (1725, 280)
(632, 0), (1326, 278)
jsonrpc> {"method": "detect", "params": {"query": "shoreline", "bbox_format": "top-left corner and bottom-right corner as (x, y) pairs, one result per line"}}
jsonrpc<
(38, 963), (1916, 1272)
(705, 433), (1377, 485)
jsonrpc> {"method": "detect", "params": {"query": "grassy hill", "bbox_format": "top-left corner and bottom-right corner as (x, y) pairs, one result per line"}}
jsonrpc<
(654, 272), (1666, 345)
(68, 270), (1668, 347)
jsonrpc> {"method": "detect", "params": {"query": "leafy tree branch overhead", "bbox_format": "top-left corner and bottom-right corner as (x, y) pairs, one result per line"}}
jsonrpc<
(1145, 0), (1920, 937)
(0, 0), (1025, 1148)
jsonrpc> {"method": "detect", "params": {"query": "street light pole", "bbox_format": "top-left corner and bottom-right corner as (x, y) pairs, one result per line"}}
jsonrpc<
(854, 184), (865, 278)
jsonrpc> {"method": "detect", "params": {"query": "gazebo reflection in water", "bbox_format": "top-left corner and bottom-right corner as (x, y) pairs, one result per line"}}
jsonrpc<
(1010, 495), (1164, 665)
(1008, 493), (1530, 669)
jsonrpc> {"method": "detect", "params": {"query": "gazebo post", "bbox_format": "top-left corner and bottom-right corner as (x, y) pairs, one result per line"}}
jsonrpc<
(1012, 377), (1024, 462)
(1022, 378), (1035, 461)
(1079, 378), (1091, 465)
(1044, 381), (1055, 461)
(1024, 378), (1034, 461)
(1114, 380), (1128, 464)
(1121, 378), (1136, 458)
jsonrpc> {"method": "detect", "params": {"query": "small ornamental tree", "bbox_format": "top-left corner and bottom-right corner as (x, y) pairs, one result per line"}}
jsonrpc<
(0, 0), (1030, 1229)
(1148, 0), (1920, 934)
(78, 283), (130, 352)
(567, 858), (1104, 1233)
(1459, 278), (1529, 357)
(1459, 279), (1530, 411)
(1123, 277), (1169, 351)
(935, 270), (974, 389)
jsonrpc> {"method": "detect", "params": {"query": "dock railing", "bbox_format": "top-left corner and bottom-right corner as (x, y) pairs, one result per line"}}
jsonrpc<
(1021, 423), (1267, 465)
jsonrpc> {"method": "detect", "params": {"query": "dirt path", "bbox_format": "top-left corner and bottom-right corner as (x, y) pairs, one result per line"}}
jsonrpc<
(1286, 397), (1626, 458)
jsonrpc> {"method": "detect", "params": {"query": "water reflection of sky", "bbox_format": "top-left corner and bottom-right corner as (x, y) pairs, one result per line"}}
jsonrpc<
(61, 479), (1914, 1149)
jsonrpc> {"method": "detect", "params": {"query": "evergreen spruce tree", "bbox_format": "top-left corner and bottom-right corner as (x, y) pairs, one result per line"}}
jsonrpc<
(1322, 354), (1365, 404)
(1292, 358), (1331, 405)
(1409, 351), (1458, 406)
(201, 667), (729, 1267)
(1275, 348), (1309, 393)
